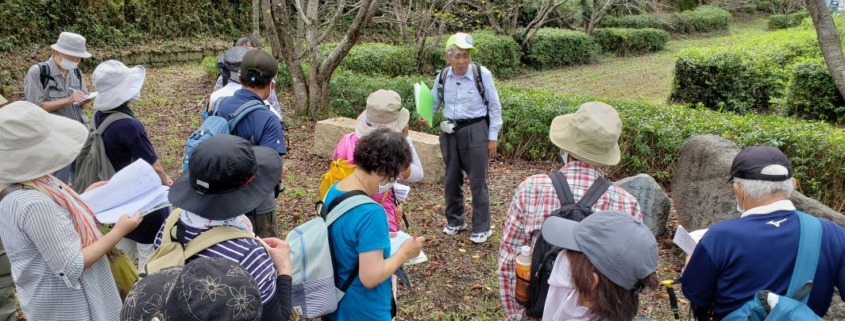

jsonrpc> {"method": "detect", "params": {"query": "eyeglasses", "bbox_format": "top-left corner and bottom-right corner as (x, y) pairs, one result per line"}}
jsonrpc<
(448, 53), (471, 61)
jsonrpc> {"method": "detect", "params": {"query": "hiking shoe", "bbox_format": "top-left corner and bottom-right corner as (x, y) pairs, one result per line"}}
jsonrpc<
(470, 231), (493, 244)
(442, 224), (467, 235)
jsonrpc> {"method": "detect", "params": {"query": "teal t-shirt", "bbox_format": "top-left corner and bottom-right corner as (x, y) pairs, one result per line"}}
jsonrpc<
(324, 184), (392, 321)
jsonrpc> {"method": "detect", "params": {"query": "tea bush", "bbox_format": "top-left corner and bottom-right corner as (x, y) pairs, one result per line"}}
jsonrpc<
(339, 43), (418, 77)
(769, 11), (809, 29)
(329, 72), (845, 210)
(601, 15), (667, 29)
(523, 28), (599, 68)
(592, 28), (670, 56)
(785, 59), (845, 123)
(668, 5), (732, 33)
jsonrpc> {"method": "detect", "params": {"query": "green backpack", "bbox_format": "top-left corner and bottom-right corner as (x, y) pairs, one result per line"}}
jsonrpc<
(72, 112), (132, 193)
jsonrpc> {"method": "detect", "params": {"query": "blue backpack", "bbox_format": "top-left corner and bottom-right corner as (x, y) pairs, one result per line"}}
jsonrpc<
(182, 98), (265, 171)
(722, 212), (823, 321)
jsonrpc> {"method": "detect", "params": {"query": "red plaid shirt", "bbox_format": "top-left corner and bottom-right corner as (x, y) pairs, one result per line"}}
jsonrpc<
(497, 161), (643, 320)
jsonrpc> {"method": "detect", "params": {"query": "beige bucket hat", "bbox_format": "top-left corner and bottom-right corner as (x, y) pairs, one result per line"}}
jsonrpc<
(0, 101), (89, 183)
(355, 90), (410, 138)
(51, 32), (92, 58)
(549, 102), (622, 167)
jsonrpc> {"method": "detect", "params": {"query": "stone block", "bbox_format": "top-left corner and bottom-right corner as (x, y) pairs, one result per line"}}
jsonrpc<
(313, 117), (444, 184)
(616, 174), (671, 236)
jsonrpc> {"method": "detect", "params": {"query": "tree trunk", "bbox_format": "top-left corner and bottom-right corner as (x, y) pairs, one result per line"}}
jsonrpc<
(252, 0), (260, 37)
(806, 0), (845, 99)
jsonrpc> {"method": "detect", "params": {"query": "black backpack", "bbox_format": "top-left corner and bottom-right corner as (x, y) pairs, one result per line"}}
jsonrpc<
(525, 172), (610, 318)
(38, 62), (82, 90)
(435, 62), (488, 108)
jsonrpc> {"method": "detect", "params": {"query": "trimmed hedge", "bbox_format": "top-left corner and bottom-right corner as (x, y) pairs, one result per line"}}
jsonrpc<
(592, 28), (669, 56)
(524, 28), (598, 68)
(670, 28), (821, 113)
(601, 14), (667, 29)
(769, 11), (810, 30)
(785, 60), (845, 123)
(328, 72), (845, 210)
(669, 6), (732, 33)
(423, 31), (522, 78)
(340, 43), (418, 77)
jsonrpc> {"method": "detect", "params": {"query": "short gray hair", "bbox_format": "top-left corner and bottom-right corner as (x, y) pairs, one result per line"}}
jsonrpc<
(445, 45), (470, 56)
(734, 177), (795, 202)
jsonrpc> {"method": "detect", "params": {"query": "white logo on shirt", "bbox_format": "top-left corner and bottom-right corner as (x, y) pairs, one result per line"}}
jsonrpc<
(766, 218), (788, 228)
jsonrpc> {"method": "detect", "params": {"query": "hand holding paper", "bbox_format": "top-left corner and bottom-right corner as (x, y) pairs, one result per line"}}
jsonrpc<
(80, 159), (170, 224)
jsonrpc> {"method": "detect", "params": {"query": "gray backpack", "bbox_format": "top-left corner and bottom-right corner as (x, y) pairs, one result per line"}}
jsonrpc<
(73, 112), (132, 193)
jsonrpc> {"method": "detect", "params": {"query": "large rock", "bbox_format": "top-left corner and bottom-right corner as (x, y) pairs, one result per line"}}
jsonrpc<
(616, 174), (671, 236)
(672, 135), (845, 230)
(313, 117), (444, 184)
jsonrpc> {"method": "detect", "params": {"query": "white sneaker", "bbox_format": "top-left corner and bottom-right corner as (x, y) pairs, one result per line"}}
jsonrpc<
(470, 231), (493, 244)
(442, 224), (467, 235)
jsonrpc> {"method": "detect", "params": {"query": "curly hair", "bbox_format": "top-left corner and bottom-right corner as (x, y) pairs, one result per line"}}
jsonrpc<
(567, 250), (659, 321)
(353, 128), (412, 179)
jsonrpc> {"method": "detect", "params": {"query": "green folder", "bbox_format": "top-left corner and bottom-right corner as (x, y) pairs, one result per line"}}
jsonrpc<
(415, 82), (434, 128)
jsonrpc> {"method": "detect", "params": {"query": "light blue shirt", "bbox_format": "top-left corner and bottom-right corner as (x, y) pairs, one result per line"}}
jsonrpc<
(432, 65), (503, 141)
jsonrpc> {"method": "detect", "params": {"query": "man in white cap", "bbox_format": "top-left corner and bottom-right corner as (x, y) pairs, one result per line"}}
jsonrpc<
(23, 32), (93, 185)
(425, 32), (503, 244)
(497, 102), (643, 320)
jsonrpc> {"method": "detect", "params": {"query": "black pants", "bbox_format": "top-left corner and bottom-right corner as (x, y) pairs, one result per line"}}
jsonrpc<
(439, 120), (490, 233)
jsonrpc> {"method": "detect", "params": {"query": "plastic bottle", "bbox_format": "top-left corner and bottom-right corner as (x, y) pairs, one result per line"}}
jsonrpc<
(515, 245), (532, 305)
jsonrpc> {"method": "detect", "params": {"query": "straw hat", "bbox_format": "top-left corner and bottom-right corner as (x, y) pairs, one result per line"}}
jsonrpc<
(0, 101), (89, 183)
(92, 60), (146, 110)
(549, 102), (622, 167)
(355, 90), (410, 138)
(51, 32), (92, 58)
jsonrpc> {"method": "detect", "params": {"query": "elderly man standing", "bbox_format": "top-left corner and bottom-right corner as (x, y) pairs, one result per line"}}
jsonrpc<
(24, 32), (93, 186)
(497, 102), (642, 320)
(426, 32), (503, 244)
(681, 146), (845, 320)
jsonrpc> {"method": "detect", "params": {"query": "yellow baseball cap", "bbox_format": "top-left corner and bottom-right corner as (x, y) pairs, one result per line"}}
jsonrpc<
(445, 33), (478, 55)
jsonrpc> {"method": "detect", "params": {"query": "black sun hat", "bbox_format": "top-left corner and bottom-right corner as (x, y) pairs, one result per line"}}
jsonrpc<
(169, 135), (282, 220)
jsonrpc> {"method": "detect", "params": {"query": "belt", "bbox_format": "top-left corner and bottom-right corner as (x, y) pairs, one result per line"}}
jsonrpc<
(448, 116), (486, 127)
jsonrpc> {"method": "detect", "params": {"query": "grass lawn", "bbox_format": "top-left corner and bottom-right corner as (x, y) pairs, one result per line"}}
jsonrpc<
(505, 17), (771, 103)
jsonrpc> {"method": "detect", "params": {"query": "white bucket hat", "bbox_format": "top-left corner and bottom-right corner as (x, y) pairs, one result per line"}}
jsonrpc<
(549, 102), (622, 167)
(356, 90), (410, 138)
(92, 60), (146, 110)
(0, 101), (89, 183)
(51, 32), (92, 58)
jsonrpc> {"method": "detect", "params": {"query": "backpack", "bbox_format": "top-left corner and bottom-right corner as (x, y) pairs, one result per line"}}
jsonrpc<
(216, 55), (231, 87)
(525, 172), (610, 318)
(318, 159), (357, 201)
(182, 98), (265, 171)
(436, 62), (488, 108)
(286, 190), (376, 318)
(38, 62), (82, 90)
(721, 212), (823, 321)
(72, 112), (133, 193)
(142, 209), (257, 276)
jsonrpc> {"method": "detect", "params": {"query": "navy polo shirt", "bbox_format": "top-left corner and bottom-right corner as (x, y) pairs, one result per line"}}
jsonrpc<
(94, 111), (168, 244)
(214, 89), (286, 155)
(681, 207), (845, 317)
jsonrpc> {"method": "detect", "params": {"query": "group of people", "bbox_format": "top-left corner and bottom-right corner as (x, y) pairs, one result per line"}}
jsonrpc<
(0, 28), (844, 321)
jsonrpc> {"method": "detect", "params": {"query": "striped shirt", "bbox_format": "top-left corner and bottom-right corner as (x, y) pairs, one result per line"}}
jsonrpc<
(153, 218), (277, 304)
(0, 190), (121, 321)
(23, 58), (89, 124)
(497, 161), (643, 321)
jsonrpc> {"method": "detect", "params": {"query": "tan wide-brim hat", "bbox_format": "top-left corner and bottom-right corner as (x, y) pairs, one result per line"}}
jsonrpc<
(355, 89), (410, 138)
(0, 101), (89, 183)
(93, 60), (146, 110)
(549, 102), (622, 167)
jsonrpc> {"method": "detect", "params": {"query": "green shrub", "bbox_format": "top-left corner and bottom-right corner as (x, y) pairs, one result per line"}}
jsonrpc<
(669, 5), (732, 33)
(422, 31), (522, 78)
(600, 14), (667, 29)
(592, 28), (669, 56)
(329, 72), (845, 210)
(670, 28), (821, 113)
(339, 43), (418, 77)
(524, 28), (598, 69)
(785, 59), (845, 123)
(769, 11), (809, 29)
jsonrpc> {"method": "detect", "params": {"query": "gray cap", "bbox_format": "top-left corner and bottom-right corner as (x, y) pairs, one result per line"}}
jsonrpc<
(541, 210), (657, 291)
(224, 46), (250, 82)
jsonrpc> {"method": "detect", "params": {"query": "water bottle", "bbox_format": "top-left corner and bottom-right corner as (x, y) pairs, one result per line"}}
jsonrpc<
(515, 245), (532, 305)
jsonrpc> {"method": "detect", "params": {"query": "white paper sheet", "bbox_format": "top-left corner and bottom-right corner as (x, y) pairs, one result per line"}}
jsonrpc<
(393, 183), (410, 202)
(673, 225), (709, 256)
(80, 159), (170, 223)
(389, 230), (428, 266)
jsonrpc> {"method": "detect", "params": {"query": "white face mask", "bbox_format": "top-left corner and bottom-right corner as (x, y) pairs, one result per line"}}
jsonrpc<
(378, 178), (396, 194)
(561, 151), (570, 165)
(58, 55), (79, 70)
